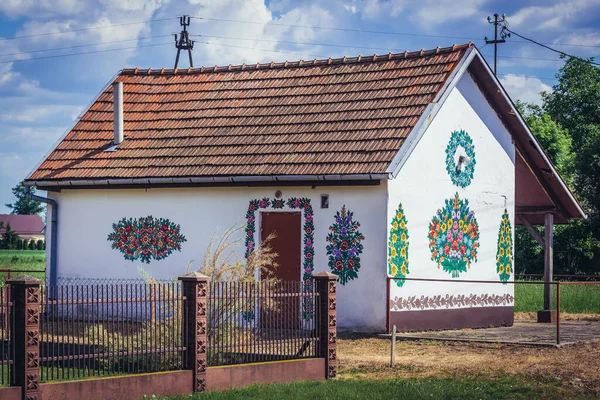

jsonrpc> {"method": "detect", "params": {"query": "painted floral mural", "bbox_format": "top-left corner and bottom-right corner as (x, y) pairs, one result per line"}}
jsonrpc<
(496, 209), (513, 283)
(107, 216), (186, 263)
(428, 193), (479, 278)
(244, 197), (315, 319)
(446, 129), (476, 188)
(326, 205), (365, 285)
(388, 203), (410, 287)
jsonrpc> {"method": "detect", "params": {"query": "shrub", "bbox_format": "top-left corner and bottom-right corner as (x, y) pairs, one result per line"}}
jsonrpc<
(36, 240), (44, 250)
(28, 239), (36, 250)
(16, 239), (23, 250)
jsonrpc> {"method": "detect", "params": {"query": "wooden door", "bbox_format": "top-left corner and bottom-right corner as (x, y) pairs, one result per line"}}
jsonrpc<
(260, 212), (301, 330)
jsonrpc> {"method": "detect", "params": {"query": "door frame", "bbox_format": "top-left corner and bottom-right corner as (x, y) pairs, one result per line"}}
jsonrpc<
(256, 209), (303, 282)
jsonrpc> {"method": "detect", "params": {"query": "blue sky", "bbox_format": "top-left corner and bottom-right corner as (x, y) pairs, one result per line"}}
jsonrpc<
(0, 0), (599, 214)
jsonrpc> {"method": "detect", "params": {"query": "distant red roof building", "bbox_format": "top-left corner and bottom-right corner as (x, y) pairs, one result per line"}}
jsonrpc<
(0, 214), (45, 241)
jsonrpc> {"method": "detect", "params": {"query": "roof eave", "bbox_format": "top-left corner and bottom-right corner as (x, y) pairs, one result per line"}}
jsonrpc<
(25, 173), (392, 189)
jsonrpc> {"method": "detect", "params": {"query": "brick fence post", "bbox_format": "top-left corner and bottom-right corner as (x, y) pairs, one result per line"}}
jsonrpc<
(314, 272), (337, 379)
(8, 275), (42, 400)
(179, 272), (209, 393)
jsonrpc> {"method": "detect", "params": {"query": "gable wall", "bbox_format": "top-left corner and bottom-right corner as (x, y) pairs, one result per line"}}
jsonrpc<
(387, 71), (515, 330)
(47, 184), (388, 330)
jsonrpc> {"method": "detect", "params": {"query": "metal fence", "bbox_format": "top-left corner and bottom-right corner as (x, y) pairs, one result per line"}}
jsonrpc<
(0, 287), (11, 386)
(206, 280), (321, 366)
(39, 281), (186, 382)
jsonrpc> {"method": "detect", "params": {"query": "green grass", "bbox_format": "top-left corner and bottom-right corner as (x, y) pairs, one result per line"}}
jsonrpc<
(153, 376), (590, 400)
(0, 250), (46, 282)
(515, 282), (600, 313)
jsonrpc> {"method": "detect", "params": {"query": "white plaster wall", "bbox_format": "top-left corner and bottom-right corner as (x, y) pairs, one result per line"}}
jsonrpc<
(388, 71), (515, 307)
(48, 184), (388, 330)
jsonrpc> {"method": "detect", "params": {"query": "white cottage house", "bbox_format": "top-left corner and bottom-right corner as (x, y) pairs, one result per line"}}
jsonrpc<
(25, 43), (584, 332)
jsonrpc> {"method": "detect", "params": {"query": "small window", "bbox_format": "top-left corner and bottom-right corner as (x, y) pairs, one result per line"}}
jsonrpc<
(321, 194), (329, 209)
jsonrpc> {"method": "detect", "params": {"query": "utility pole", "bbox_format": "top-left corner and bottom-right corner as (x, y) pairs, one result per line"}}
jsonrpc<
(484, 13), (510, 75)
(174, 15), (194, 69)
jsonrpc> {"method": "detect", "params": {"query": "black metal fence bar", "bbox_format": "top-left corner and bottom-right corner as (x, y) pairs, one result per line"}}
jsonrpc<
(206, 280), (321, 367)
(39, 281), (186, 382)
(0, 286), (12, 386)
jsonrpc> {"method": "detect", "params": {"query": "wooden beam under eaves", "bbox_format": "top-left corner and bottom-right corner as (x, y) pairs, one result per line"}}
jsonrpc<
(516, 206), (559, 215)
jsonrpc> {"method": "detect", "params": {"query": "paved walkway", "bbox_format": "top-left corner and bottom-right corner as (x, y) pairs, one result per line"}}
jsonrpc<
(389, 320), (600, 347)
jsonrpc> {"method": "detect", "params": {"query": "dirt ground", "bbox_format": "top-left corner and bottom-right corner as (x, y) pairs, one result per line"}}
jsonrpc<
(337, 333), (600, 396)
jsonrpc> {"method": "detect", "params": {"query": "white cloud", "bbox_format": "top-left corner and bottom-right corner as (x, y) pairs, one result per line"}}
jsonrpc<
(0, 63), (17, 88)
(0, 104), (82, 123)
(162, 0), (335, 66)
(500, 74), (551, 106)
(0, 0), (84, 18)
(342, 0), (406, 19)
(509, 0), (597, 31)
(411, 0), (486, 26)
(552, 31), (600, 56)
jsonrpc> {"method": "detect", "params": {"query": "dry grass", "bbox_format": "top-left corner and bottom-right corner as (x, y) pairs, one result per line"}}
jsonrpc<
(337, 334), (600, 396)
(515, 312), (600, 322)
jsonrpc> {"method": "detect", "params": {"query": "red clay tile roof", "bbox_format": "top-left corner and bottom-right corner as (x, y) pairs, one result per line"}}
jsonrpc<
(0, 214), (45, 235)
(27, 43), (472, 183)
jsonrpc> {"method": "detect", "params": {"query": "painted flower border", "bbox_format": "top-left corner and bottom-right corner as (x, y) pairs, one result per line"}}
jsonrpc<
(244, 197), (315, 318)
(445, 129), (476, 188)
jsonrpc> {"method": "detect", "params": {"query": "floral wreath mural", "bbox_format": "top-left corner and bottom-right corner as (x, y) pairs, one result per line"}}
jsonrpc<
(388, 203), (410, 287)
(107, 216), (186, 263)
(244, 197), (315, 319)
(496, 209), (513, 283)
(326, 205), (365, 285)
(428, 193), (480, 278)
(445, 130), (476, 188)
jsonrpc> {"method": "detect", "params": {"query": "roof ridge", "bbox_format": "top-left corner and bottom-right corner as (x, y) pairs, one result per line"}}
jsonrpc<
(121, 43), (473, 76)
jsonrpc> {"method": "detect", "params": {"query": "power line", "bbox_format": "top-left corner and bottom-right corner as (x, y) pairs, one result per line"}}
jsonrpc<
(190, 15), (600, 50)
(0, 40), (322, 65)
(504, 28), (600, 67)
(0, 42), (173, 64)
(190, 16), (477, 41)
(483, 53), (565, 63)
(0, 35), (171, 58)
(0, 31), (564, 82)
(0, 18), (175, 42)
(498, 73), (557, 82)
(196, 33), (581, 64)
(195, 41), (323, 59)
(193, 34), (408, 52)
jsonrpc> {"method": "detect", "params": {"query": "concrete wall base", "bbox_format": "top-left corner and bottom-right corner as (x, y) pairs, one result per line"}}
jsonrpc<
(207, 358), (325, 392)
(390, 306), (514, 332)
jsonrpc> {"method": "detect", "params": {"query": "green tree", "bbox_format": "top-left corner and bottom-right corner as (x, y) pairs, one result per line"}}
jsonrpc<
(517, 101), (575, 186)
(543, 56), (600, 222)
(28, 239), (36, 250)
(36, 240), (44, 250)
(5, 181), (44, 215)
(515, 56), (600, 276)
(1, 223), (19, 250)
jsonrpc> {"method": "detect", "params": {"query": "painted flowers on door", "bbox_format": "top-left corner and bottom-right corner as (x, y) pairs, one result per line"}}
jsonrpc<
(326, 205), (365, 285)
(107, 216), (186, 263)
(496, 209), (513, 283)
(428, 193), (479, 278)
